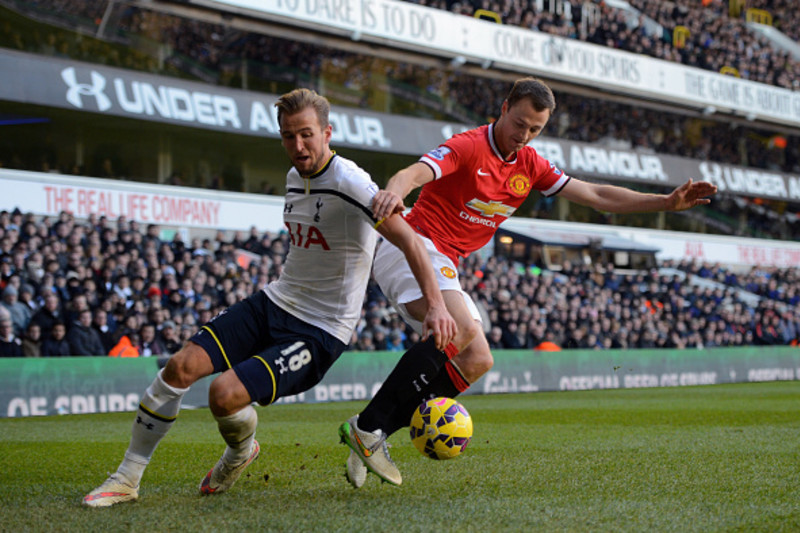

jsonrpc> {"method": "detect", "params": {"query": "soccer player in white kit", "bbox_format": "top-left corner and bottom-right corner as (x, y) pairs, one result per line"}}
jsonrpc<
(83, 88), (456, 507)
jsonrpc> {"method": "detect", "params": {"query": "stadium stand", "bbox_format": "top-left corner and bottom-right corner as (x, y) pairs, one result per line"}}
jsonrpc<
(395, 0), (800, 91)
(1, 1), (798, 180)
(5, 0), (800, 91)
(1, 1), (799, 241)
(0, 208), (798, 357)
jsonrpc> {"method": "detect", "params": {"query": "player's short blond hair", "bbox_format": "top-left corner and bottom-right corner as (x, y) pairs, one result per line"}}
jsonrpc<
(506, 77), (556, 114)
(275, 88), (330, 129)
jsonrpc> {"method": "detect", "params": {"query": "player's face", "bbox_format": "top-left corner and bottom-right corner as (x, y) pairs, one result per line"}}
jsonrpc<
(495, 99), (550, 158)
(280, 107), (333, 177)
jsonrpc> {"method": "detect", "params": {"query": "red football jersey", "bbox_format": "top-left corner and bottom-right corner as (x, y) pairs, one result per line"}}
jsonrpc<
(406, 123), (570, 265)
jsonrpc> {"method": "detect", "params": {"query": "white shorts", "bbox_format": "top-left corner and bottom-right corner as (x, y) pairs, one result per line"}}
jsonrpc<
(372, 235), (482, 335)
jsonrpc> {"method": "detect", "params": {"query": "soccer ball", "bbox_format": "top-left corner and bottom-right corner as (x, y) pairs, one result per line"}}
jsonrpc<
(409, 397), (473, 460)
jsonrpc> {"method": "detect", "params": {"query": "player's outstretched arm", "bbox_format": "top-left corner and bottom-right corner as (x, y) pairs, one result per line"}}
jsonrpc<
(372, 162), (435, 220)
(375, 215), (457, 350)
(558, 177), (717, 214)
(664, 178), (718, 211)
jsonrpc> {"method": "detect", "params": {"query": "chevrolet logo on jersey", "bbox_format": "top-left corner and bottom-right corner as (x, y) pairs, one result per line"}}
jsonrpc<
(465, 199), (516, 218)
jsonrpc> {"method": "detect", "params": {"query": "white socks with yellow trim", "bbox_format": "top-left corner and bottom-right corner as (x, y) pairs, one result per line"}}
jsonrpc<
(116, 369), (189, 486)
(216, 404), (258, 465)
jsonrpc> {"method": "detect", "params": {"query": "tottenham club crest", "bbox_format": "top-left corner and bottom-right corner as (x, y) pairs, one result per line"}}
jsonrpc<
(314, 198), (323, 222)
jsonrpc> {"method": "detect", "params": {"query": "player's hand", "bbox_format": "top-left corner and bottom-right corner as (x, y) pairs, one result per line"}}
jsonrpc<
(372, 190), (405, 221)
(421, 303), (458, 351)
(667, 179), (718, 211)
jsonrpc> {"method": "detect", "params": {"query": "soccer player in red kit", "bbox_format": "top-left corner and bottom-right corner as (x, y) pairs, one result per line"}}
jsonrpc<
(339, 77), (717, 486)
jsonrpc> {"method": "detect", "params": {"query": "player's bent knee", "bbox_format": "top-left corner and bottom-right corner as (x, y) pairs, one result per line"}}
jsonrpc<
(473, 350), (495, 373)
(208, 372), (252, 417)
(474, 351), (494, 375)
(163, 342), (212, 389)
(208, 379), (237, 417)
(463, 320), (482, 345)
(453, 347), (493, 382)
(455, 320), (483, 351)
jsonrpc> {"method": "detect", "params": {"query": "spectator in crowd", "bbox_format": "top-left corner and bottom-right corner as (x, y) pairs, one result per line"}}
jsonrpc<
(159, 321), (182, 354)
(109, 328), (141, 357)
(386, 330), (405, 352)
(21, 322), (42, 357)
(501, 321), (526, 349)
(18, 284), (39, 314)
(66, 308), (106, 356)
(0, 317), (23, 357)
(3, 201), (800, 360)
(355, 330), (376, 352)
(64, 291), (90, 326)
(41, 320), (70, 357)
(1, 284), (32, 336)
(178, 324), (195, 345)
(372, 328), (388, 351)
(138, 323), (166, 357)
(487, 326), (505, 349)
(92, 308), (115, 353)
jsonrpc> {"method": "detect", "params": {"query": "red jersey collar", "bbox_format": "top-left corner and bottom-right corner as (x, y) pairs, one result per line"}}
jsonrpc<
(487, 122), (517, 164)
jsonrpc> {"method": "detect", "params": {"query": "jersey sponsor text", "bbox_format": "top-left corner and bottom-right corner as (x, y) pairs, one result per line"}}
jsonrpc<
(459, 210), (498, 228)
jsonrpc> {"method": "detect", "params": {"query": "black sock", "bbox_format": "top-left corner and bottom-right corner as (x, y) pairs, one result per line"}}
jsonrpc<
(383, 361), (463, 437)
(358, 337), (447, 433)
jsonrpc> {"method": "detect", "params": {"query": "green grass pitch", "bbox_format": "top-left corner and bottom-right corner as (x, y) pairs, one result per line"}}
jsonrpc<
(1, 382), (798, 532)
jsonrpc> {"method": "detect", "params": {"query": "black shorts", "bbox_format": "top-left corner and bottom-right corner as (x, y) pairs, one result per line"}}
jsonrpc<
(190, 290), (346, 405)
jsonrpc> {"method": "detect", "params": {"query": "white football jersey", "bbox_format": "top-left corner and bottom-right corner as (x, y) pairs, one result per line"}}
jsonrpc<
(265, 154), (379, 344)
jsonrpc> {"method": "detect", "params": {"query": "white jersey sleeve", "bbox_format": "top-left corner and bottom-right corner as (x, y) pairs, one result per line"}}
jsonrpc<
(265, 155), (379, 344)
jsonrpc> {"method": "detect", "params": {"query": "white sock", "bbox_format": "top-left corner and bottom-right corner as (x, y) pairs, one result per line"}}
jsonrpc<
(216, 405), (258, 465)
(117, 369), (189, 485)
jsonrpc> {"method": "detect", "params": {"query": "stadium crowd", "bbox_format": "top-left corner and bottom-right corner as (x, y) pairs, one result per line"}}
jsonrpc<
(2, 3), (799, 355)
(1, 208), (799, 358)
(404, 0), (800, 91)
(2, 0), (799, 179)
(11, 0), (800, 91)
(3, 2), (800, 243)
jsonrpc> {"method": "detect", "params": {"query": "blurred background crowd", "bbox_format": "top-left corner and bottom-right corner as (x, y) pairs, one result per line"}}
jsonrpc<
(2, 208), (799, 357)
(1, 0), (799, 357)
(1, 0), (798, 173)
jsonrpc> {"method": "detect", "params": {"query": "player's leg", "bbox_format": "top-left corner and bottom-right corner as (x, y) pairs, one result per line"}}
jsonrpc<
(382, 329), (491, 437)
(85, 292), (269, 506)
(200, 295), (346, 494)
(340, 317), (489, 488)
(356, 289), (481, 433)
(192, 292), (274, 495)
(356, 237), (480, 433)
(338, 292), (477, 487)
(83, 342), (214, 507)
(340, 238), (481, 487)
(198, 369), (261, 495)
